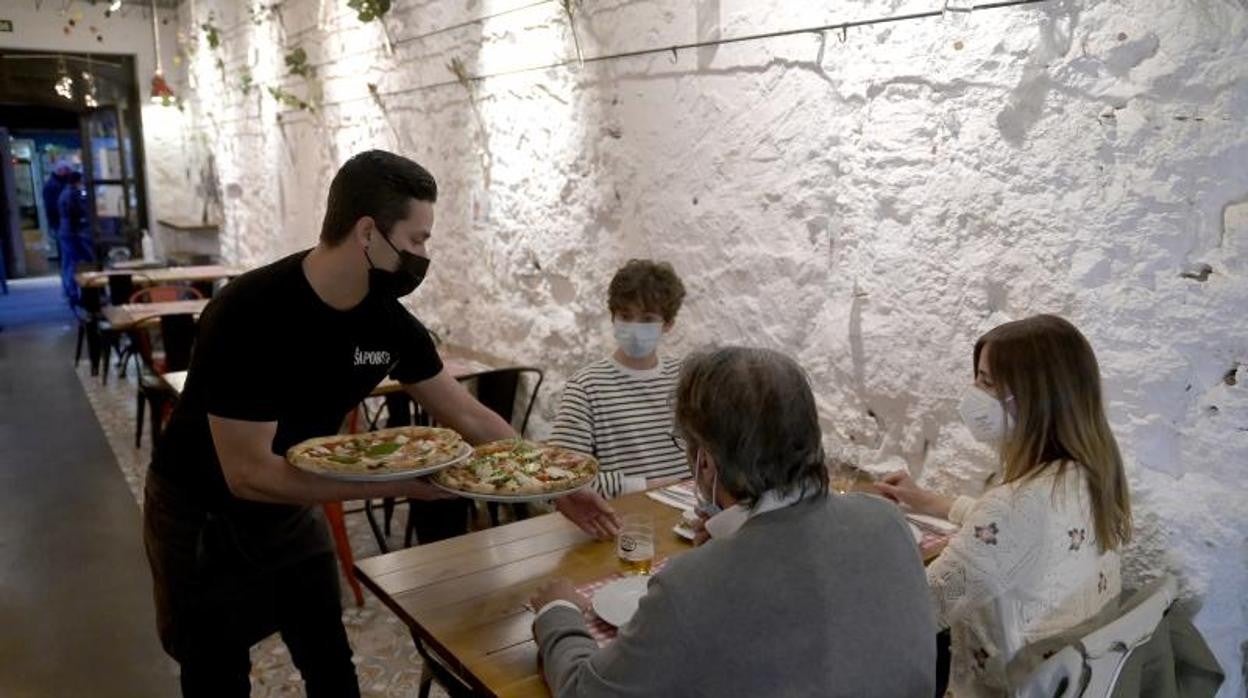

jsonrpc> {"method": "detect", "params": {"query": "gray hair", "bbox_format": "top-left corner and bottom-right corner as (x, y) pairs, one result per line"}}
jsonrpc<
(674, 347), (828, 506)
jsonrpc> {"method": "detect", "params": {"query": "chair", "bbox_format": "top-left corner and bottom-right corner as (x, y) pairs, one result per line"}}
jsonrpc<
(99, 274), (144, 384)
(362, 367), (546, 553)
(132, 313), (197, 448)
(110, 284), (202, 382)
(74, 286), (106, 375)
(1012, 576), (1179, 698)
(130, 284), (202, 304)
(106, 273), (137, 307)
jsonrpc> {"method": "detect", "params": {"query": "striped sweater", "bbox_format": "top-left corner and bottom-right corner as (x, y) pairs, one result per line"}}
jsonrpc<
(547, 356), (689, 499)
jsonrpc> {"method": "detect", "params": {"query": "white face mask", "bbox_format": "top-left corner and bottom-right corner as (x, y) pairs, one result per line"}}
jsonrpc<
(613, 321), (663, 359)
(694, 454), (721, 518)
(958, 386), (1013, 444)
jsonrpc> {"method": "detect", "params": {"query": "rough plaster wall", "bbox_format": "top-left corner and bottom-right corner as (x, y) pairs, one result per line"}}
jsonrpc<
(178, 0), (1248, 690)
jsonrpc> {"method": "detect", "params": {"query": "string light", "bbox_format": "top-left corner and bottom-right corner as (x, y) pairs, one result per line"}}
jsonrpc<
(54, 57), (74, 100)
(108, 0), (123, 12)
(81, 61), (99, 108)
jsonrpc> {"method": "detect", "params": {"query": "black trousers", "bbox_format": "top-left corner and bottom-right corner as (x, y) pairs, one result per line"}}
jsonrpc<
(143, 471), (360, 697)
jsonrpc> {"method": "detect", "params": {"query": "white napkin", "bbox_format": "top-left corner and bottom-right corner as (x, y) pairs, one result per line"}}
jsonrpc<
(905, 512), (959, 535)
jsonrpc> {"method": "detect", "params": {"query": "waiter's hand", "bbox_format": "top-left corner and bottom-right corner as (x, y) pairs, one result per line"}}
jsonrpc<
(555, 489), (620, 540)
(397, 477), (462, 501)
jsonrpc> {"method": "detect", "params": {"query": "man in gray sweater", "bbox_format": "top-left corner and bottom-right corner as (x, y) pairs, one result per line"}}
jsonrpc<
(530, 347), (936, 697)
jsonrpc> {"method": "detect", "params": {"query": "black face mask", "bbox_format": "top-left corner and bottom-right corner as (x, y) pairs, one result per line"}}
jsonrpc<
(366, 232), (429, 298)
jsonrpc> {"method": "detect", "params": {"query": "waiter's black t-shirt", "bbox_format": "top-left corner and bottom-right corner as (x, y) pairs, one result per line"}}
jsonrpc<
(151, 250), (442, 570)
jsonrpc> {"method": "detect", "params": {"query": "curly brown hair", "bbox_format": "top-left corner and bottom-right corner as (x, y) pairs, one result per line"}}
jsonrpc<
(607, 259), (686, 323)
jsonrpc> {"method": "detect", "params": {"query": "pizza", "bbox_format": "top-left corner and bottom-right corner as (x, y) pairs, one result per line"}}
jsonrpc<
(287, 426), (469, 478)
(432, 439), (598, 497)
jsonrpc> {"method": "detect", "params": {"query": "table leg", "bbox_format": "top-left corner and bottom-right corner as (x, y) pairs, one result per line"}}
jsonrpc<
(322, 501), (365, 607)
(410, 629), (479, 698)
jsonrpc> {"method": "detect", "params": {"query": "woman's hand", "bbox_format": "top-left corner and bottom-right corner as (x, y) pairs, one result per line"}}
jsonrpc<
(873, 471), (955, 519)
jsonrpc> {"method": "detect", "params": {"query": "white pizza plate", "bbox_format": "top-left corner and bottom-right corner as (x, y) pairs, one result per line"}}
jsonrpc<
(431, 480), (590, 503)
(592, 576), (650, 627)
(909, 521), (924, 544)
(300, 441), (474, 482)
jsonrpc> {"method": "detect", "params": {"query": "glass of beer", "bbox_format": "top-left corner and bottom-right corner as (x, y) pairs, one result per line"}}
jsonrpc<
(616, 513), (655, 575)
(828, 457), (859, 495)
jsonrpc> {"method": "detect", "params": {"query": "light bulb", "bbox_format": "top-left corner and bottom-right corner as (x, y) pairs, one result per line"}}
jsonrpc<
(55, 74), (74, 100)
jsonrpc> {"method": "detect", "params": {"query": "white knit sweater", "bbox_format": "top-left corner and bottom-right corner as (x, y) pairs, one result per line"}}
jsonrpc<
(928, 464), (1122, 697)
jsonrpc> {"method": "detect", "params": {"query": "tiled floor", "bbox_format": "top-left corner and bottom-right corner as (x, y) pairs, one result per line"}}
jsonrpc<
(77, 357), (449, 696)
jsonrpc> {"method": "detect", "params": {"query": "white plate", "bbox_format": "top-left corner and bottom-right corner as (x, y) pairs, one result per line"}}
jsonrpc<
(592, 576), (651, 627)
(431, 480), (589, 503)
(303, 441), (474, 482)
(910, 521), (924, 544)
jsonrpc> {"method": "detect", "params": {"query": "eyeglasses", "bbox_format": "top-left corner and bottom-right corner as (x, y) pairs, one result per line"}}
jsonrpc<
(668, 430), (688, 453)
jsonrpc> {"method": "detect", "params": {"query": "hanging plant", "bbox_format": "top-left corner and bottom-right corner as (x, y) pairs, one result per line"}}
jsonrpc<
(201, 13), (221, 50)
(284, 47), (315, 79)
(268, 85), (313, 112)
(346, 0), (391, 23)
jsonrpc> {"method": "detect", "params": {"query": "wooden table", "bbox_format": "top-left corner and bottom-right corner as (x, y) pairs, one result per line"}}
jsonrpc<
(76, 264), (242, 288)
(355, 491), (690, 698)
(102, 299), (210, 332)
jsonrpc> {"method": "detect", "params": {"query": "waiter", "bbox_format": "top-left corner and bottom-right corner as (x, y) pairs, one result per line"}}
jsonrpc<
(144, 150), (619, 697)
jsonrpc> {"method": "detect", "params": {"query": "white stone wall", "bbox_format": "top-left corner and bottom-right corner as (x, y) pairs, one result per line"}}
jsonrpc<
(178, 0), (1248, 690)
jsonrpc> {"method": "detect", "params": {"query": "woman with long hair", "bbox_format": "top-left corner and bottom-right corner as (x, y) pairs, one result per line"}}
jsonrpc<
(878, 314), (1132, 697)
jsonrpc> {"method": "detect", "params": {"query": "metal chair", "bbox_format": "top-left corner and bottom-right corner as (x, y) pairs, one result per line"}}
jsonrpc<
(1012, 576), (1180, 698)
(132, 313), (197, 448)
(108, 283), (202, 382)
(74, 285), (105, 375)
(130, 284), (202, 304)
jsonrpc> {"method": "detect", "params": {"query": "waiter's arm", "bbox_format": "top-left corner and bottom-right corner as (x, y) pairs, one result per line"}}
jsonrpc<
(403, 369), (517, 444)
(209, 415), (452, 504)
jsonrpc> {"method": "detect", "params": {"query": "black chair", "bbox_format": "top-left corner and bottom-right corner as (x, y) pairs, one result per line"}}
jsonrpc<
(133, 313), (196, 448)
(362, 367), (546, 553)
(74, 286), (105, 375)
(100, 274), (138, 384)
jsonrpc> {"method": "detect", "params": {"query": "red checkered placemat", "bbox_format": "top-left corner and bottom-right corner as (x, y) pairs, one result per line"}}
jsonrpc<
(574, 559), (669, 647)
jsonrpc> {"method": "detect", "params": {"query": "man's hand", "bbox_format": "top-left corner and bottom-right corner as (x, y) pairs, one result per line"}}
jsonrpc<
(555, 489), (620, 540)
(530, 578), (589, 614)
(691, 509), (711, 547)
